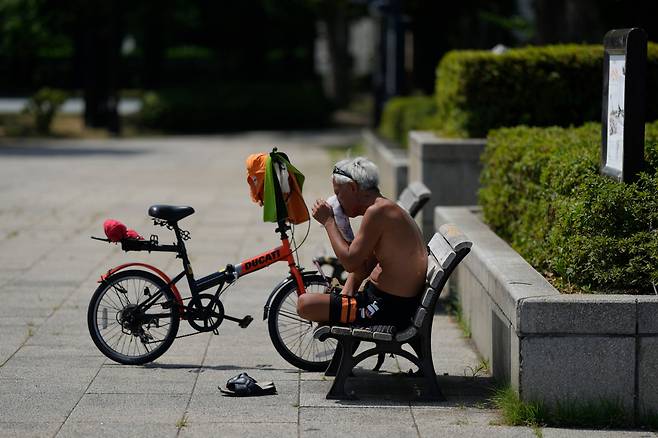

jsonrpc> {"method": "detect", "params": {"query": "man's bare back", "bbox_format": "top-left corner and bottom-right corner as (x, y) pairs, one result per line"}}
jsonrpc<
(362, 197), (427, 297)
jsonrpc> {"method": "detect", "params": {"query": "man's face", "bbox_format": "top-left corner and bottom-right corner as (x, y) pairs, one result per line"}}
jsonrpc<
(333, 180), (358, 217)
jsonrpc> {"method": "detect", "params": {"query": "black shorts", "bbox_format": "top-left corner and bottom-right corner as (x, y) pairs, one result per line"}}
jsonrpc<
(329, 282), (419, 329)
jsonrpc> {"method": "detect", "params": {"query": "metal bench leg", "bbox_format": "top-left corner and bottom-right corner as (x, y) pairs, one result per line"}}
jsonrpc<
(325, 339), (360, 377)
(326, 337), (357, 400)
(324, 343), (342, 376)
(408, 338), (425, 376)
(417, 334), (445, 401)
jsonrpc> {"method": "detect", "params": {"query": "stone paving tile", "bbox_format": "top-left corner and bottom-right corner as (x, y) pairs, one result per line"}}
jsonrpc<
(0, 392), (83, 423)
(186, 380), (299, 424)
(56, 422), (179, 438)
(300, 379), (415, 408)
(178, 422), (295, 437)
(0, 422), (61, 438)
(85, 365), (199, 394)
(416, 425), (537, 437)
(65, 393), (189, 424)
(299, 406), (416, 438)
(0, 375), (91, 395)
(411, 406), (500, 427)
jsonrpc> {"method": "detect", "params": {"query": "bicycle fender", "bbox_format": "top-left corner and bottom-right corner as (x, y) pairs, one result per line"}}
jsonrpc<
(98, 262), (184, 308)
(262, 270), (320, 321)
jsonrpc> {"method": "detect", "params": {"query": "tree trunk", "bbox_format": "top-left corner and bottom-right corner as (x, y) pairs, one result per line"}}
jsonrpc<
(81, 1), (122, 134)
(322, 1), (351, 107)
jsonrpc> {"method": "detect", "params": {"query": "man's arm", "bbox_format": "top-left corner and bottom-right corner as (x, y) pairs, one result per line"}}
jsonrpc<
(341, 254), (377, 296)
(322, 206), (383, 273)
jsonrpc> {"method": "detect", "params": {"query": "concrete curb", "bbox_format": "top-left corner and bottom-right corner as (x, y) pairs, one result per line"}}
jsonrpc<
(435, 206), (658, 415)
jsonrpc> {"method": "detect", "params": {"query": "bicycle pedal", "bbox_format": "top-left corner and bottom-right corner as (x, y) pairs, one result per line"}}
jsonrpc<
(239, 315), (253, 328)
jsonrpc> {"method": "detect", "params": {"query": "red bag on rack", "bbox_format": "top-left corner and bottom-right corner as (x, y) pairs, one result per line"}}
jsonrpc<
(104, 219), (143, 242)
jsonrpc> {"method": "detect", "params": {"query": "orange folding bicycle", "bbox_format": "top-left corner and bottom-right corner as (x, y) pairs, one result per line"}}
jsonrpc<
(87, 150), (336, 371)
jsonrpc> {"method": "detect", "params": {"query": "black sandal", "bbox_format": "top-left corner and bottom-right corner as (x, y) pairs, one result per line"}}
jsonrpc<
(218, 372), (277, 397)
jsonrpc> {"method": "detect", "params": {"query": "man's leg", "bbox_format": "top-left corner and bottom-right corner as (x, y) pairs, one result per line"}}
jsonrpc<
(297, 293), (331, 322)
(298, 293), (360, 325)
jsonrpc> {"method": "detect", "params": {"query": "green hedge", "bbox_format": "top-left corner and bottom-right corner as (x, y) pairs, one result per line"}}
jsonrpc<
(377, 95), (437, 146)
(436, 43), (658, 138)
(139, 81), (331, 132)
(479, 122), (658, 293)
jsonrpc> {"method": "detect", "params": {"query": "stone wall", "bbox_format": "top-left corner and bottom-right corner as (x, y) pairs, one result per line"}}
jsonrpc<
(409, 132), (485, 241)
(435, 206), (658, 415)
(362, 130), (408, 199)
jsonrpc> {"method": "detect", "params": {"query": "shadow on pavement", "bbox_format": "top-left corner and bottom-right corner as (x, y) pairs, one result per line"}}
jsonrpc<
(142, 362), (298, 373)
(332, 373), (497, 408)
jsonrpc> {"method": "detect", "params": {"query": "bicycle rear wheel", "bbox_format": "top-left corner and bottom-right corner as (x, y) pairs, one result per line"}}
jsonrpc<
(268, 274), (337, 371)
(87, 269), (180, 365)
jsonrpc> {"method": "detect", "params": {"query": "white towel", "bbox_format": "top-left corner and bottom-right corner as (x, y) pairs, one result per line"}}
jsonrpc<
(327, 195), (354, 242)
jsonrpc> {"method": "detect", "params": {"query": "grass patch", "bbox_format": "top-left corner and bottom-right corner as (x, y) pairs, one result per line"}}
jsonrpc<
(0, 113), (149, 138)
(492, 386), (546, 427)
(464, 357), (490, 378)
(491, 386), (637, 429)
(175, 414), (189, 429)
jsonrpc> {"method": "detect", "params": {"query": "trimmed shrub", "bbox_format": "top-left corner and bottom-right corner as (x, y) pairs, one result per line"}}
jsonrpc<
(139, 81), (331, 132)
(24, 87), (68, 134)
(479, 122), (658, 293)
(436, 43), (658, 138)
(378, 95), (437, 146)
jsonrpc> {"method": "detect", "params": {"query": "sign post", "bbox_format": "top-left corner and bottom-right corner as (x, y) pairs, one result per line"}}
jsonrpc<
(601, 28), (647, 182)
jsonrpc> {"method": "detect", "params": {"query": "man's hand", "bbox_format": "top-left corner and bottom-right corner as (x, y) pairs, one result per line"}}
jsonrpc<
(312, 199), (333, 226)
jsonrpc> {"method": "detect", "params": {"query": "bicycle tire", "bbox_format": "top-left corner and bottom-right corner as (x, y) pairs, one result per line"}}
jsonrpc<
(267, 273), (338, 371)
(87, 269), (180, 365)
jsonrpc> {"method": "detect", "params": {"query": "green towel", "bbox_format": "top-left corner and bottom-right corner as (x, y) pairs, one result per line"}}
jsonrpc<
(263, 152), (306, 223)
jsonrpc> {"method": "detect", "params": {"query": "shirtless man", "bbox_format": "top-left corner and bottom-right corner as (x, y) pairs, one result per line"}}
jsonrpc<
(297, 157), (427, 328)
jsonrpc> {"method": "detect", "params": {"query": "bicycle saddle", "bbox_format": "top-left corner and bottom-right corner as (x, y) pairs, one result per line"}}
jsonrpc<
(148, 205), (195, 222)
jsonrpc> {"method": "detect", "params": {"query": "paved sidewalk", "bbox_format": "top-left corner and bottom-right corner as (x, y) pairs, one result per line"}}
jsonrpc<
(0, 132), (654, 438)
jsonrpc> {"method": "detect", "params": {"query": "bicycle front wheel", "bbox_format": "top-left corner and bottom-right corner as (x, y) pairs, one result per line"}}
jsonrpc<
(268, 274), (338, 371)
(87, 269), (180, 365)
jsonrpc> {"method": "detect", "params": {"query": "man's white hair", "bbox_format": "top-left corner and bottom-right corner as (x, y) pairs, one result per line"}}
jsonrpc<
(332, 157), (379, 191)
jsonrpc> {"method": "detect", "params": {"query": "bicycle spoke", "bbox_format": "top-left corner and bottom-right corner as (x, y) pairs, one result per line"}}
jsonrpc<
(99, 294), (122, 312)
(277, 309), (310, 324)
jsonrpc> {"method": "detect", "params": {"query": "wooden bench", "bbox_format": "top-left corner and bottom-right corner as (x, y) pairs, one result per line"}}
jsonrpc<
(313, 223), (472, 400)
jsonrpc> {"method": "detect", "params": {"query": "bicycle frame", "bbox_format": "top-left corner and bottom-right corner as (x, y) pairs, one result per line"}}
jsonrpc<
(98, 219), (307, 321)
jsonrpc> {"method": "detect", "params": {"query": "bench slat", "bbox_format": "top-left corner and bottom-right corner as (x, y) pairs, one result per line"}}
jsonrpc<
(397, 181), (431, 218)
(421, 287), (438, 308)
(395, 326), (417, 342)
(428, 233), (456, 269)
(372, 331), (394, 341)
(331, 326), (351, 336)
(426, 257), (444, 290)
(439, 223), (473, 253)
(413, 308), (427, 328)
(408, 181), (431, 200)
(352, 328), (374, 339)
(396, 190), (416, 213)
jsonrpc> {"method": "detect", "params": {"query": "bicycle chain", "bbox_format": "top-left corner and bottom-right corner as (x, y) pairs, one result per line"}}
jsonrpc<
(152, 218), (191, 241)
